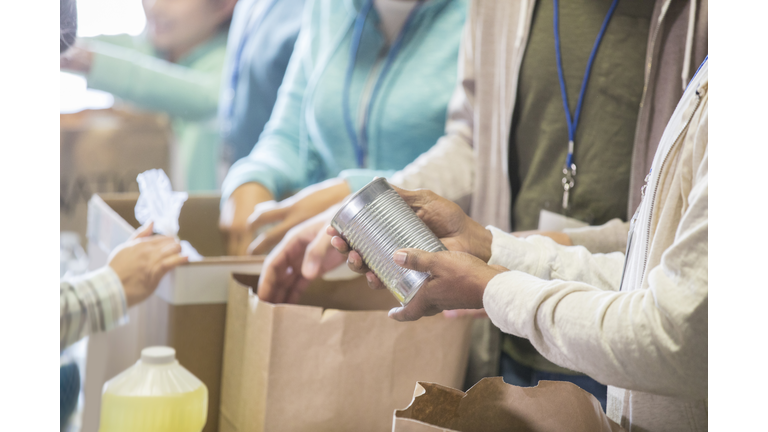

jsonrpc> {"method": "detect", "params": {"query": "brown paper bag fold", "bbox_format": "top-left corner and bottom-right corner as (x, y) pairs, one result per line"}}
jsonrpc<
(394, 377), (625, 432)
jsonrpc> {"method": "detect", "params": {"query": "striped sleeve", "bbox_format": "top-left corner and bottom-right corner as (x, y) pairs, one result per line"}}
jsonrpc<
(60, 267), (128, 351)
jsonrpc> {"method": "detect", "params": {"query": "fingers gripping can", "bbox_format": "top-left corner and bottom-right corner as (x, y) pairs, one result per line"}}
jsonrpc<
(331, 178), (447, 305)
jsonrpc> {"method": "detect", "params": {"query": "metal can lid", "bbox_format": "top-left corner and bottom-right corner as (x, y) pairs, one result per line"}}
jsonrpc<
(331, 177), (392, 234)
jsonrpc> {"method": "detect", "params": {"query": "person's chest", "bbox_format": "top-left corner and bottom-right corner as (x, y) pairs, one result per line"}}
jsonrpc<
(306, 0), (465, 170)
(510, 0), (655, 228)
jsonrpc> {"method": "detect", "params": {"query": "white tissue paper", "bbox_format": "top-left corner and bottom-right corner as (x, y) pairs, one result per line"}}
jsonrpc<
(135, 169), (204, 262)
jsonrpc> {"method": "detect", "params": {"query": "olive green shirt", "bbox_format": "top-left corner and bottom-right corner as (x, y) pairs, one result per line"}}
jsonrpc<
(505, 0), (654, 372)
(509, 0), (654, 231)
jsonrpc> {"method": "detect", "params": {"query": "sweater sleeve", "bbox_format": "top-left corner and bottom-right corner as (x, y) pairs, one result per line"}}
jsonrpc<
(219, 13), (321, 202)
(486, 227), (625, 290)
(60, 266), (128, 351)
(483, 154), (708, 399)
(564, 218), (631, 254)
(387, 4), (475, 212)
(85, 38), (222, 120)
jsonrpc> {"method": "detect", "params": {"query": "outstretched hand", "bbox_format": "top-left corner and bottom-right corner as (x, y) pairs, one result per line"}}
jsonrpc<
(108, 222), (189, 307)
(257, 209), (347, 304)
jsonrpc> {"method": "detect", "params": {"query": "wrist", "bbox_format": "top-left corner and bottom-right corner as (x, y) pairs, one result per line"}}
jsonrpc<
(467, 219), (493, 263)
(472, 264), (505, 308)
(333, 179), (353, 200)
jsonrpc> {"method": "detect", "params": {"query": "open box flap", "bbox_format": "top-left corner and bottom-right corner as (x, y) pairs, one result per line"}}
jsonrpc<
(89, 193), (264, 264)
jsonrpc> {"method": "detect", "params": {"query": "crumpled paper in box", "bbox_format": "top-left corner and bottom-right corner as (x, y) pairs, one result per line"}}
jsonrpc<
(135, 169), (203, 261)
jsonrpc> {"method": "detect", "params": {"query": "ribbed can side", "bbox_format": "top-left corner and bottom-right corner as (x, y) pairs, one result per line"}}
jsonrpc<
(341, 188), (446, 304)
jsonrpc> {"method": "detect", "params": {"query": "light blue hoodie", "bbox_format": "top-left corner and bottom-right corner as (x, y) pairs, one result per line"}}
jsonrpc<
(221, 0), (467, 202)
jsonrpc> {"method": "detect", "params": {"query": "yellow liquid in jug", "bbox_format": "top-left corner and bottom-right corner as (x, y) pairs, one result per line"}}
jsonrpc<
(99, 386), (207, 432)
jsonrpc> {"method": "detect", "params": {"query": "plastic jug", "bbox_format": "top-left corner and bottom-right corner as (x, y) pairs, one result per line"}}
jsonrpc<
(99, 346), (208, 432)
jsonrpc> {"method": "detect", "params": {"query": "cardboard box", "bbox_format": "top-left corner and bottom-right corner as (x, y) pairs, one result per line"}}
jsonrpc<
(60, 108), (172, 240)
(393, 378), (624, 432)
(81, 193), (263, 432)
(220, 273), (474, 432)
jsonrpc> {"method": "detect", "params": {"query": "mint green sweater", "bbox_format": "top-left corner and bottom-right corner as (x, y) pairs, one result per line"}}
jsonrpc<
(83, 32), (228, 191)
(221, 0), (467, 202)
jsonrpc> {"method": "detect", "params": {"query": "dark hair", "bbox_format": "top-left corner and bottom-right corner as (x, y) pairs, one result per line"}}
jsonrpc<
(60, 0), (77, 54)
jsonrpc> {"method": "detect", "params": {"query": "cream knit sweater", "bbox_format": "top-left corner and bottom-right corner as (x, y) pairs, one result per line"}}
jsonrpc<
(483, 61), (708, 431)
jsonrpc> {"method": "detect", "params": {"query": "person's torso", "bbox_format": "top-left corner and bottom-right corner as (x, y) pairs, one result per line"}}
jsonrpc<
(465, 0), (707, 233)
(501, 0), (653, 376)
(302, 0), (466, 182)
(509, 0), (654, 231)
(219, 0), (306, 163)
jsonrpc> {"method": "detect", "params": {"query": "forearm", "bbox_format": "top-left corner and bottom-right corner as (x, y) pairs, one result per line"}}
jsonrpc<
(484, 266), (706, 399)
(563, 218), (631, 254)
(86, 42), (220, 119)
(60, 267), (128, 351)
(487, 227), (624, 290)
(220, 138), (308, 204)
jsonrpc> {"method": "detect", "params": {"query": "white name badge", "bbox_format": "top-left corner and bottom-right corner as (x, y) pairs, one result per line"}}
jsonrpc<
(537, 209), (588, 232)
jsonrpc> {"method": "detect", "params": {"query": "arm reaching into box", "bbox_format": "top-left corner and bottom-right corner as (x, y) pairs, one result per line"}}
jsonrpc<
(60, 223), (188, 351)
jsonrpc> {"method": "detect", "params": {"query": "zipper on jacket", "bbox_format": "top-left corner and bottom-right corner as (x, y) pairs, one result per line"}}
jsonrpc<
(639, 89), (703, 280)
(618, 169), (652, 290)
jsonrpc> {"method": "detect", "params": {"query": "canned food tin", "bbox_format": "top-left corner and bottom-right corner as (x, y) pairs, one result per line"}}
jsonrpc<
(331, 178), (447, 305)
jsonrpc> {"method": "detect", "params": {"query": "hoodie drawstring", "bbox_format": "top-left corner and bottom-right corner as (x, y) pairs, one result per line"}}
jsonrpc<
(682, 0), (697, 91)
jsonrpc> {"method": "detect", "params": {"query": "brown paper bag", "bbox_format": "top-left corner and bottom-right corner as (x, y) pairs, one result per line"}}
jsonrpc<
(393, 377), (624, 432)
(219, 274), (474, 432)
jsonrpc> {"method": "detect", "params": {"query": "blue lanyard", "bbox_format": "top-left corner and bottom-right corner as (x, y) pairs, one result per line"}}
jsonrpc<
(553, 0), (619, 209)
(225, 0), (281, 119)
(342, 0), (425, 168)
(685, 55), (708, 91)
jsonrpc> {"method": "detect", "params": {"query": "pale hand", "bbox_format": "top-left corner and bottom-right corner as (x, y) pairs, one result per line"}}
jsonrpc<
(108, 222), (189, 307)
(246, 178), (351, 255)
(219, 183), (273, 256)
(257, 208), (346, 304)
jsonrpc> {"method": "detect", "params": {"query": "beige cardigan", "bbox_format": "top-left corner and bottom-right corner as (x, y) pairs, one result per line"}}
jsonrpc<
(484, 60), (708, 431)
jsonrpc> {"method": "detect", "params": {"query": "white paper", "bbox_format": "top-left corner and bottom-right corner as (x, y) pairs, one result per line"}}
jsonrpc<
(537, 209), (589, 232)
(135, 169), (203, 261)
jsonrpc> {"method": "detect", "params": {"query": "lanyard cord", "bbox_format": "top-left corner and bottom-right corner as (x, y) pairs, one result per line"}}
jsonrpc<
(343, 0), (425, 168)
(226, 0), (281, 118)
(553, 0), (619, 209)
